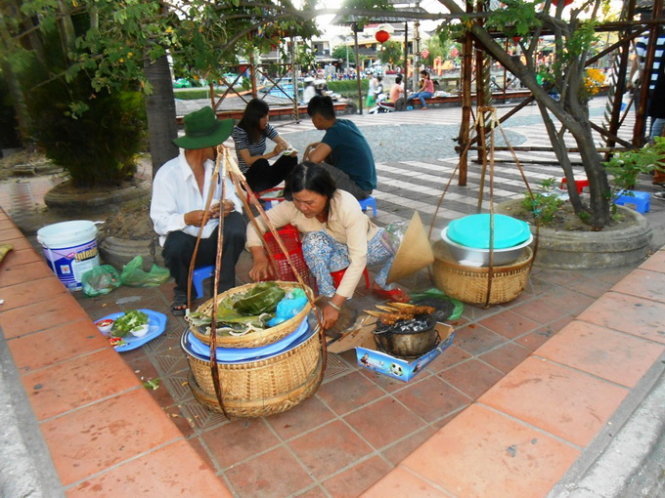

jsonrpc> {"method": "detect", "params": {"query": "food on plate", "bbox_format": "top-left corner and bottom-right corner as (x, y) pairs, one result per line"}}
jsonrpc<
(95, 318), (114, 333)
(111, 310), (149, 337)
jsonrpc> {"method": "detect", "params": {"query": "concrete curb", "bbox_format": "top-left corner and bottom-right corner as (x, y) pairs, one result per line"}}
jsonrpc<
(0, 332), (64, 498)
(549, 351), (665, 498)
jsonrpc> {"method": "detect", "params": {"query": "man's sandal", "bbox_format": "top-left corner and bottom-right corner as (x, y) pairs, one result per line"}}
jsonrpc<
(171, 292), (188, 316)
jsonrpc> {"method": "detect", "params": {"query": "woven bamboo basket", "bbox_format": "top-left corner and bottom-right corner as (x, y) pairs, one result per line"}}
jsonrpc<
(432, 241), (533, 305)
(188, 356), (323, 417)
(187, 281), (313, 349)
(182, 324), (323, 417)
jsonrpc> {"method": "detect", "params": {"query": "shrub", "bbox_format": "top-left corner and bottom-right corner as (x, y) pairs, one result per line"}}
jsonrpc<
(20, 25), (145, 187)
(521, 178), (564, 225)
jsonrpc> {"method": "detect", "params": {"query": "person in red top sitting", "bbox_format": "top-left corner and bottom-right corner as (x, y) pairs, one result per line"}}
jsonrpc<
(406, 70), (435, 109)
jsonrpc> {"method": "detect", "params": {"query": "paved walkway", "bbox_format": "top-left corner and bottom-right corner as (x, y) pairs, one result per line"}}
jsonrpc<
(1, 100), (664, 496)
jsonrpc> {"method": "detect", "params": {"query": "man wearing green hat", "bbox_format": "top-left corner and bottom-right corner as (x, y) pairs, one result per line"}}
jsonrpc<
(150, 106), (246, 315)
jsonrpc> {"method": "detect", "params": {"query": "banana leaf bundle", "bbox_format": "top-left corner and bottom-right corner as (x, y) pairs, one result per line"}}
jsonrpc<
(187, 282), (286, 336)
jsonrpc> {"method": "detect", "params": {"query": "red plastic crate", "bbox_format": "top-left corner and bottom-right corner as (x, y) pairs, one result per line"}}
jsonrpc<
(263, 225), (317, 291)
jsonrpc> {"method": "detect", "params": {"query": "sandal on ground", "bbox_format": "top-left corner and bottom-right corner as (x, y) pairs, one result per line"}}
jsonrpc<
(171, 292), (187, 316)
(372, 286), (410, 303)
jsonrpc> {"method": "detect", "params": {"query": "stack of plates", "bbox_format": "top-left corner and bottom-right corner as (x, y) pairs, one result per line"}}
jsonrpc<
(181, 313), (314, 364)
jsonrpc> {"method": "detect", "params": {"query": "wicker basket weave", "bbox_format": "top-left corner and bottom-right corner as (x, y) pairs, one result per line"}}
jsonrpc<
(187, 281), (313, 349)
(187, 357), (322, 417)
(183, 324), (323, 417)
(432, 241), (533, 305)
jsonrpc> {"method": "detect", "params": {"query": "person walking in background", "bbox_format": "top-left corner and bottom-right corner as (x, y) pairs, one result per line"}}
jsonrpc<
(150, 107), (246, 315)
(232, 98), (298, 193)
(406, 70), (434, 109)
(303, 77), (316, 104)
(630, 33), (665, 142)
(366, 73), (380, 108)
(304, 95), (376, 200)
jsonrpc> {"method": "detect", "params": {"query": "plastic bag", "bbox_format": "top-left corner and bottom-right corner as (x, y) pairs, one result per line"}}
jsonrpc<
(267, 288), (308, 327)
(120, 255), (170, 287)
(81, 265), (121, 297)
(409, 288), (464, 322)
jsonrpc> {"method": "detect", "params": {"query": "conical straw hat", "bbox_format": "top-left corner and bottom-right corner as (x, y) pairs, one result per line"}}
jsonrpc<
(387, 211), (434, 283)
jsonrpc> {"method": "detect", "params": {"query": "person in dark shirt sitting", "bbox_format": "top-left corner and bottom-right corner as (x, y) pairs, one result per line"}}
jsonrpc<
(303, 95), (377, 200)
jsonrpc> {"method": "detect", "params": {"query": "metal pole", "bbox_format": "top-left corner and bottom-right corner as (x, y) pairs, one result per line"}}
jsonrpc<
(413, 3), (421, 91)
(404, 21), (409, 101)
(292, 38), (299, 122)
(354, 24), (363, 114)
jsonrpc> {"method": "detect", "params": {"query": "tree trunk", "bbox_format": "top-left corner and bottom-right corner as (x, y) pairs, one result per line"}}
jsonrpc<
(436, 0), (612, 228)
(144, 54), (178, 176)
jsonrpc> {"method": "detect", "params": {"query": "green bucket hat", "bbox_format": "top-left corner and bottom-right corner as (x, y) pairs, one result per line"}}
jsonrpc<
(173, 106), (234, 149)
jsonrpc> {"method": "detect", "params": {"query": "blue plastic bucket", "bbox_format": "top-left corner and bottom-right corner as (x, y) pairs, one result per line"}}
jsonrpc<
(36, 220), (100, 291)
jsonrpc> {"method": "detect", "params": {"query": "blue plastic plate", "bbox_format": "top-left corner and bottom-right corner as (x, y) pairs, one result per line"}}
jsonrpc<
(183, 315), (313, 363)
(95, 309), (168, 353)
(446, 214), (531, 249)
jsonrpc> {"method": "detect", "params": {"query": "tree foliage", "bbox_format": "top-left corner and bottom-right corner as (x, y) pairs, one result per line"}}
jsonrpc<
(436, 0), (620, 229)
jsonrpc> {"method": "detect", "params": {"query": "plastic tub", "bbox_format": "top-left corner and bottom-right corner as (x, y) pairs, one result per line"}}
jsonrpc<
(36, 220), (100, 291)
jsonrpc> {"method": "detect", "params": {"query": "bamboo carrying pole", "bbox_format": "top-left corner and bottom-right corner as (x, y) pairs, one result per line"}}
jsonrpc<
(185, 146), (327, 417)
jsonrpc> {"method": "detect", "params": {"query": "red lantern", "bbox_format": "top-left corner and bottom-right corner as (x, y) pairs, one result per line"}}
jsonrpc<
(512, 36), (522, 43)
(552, 0), (573, 6)
(375, 30), (390, 44)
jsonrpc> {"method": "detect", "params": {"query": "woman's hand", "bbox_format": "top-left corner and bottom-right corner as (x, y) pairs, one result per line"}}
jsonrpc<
(321, 304), (340, 330)
(272, 143), (286, 156)
(248, 247), (273, 281)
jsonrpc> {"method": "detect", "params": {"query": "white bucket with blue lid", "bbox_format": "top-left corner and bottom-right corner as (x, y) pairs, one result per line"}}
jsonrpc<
(36, 220), (100, 291)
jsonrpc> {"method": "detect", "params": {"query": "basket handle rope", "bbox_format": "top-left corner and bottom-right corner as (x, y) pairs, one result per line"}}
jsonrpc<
(427, 105), (538, 308)
(224, 149), (328, 404)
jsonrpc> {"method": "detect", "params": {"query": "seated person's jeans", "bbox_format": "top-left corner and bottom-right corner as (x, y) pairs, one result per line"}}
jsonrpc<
(406, 91), (433, 107)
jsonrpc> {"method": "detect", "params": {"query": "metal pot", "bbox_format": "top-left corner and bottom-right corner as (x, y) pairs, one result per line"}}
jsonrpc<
(373, 314), (438, 358)
(441, 227), (533, 267)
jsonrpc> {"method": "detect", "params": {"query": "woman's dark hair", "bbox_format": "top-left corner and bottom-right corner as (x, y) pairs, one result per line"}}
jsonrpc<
(420, 70), (429, 78)
(284, 162), (337, 200)
(395, 75), (402, 84)
(237, 98), (269, 143)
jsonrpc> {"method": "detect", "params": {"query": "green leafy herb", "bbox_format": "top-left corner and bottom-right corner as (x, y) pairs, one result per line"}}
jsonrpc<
(143, 378), (161, 390)
(111, 310), (149, 337)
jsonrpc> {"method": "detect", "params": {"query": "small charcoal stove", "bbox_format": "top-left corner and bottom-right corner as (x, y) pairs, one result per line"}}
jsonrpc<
(373, 313), (438, 359)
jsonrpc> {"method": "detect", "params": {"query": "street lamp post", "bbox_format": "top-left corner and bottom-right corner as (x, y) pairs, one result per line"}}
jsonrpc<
(346, 43), (349, 73)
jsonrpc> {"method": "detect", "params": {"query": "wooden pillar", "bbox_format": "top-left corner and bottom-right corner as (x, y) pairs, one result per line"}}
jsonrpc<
(249, 51), (258, 98)
(458, 0), (474, 186)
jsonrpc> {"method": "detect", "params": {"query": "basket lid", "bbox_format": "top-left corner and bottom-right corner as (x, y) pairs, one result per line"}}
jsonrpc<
(445, 214), (530, 249)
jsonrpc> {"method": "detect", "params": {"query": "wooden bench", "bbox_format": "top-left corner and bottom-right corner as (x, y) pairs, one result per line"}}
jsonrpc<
(405, 89), (534, 109)
(176, 101), (353, 124)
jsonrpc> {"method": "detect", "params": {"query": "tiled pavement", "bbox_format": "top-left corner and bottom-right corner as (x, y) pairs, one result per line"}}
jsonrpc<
(1, 101), (665, 496)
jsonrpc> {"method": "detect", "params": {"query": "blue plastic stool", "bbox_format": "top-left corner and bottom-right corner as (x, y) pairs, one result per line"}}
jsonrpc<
(614, 190), (650, 214)
(358, 196), (377, 217)
(192, 265), (215, 299)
